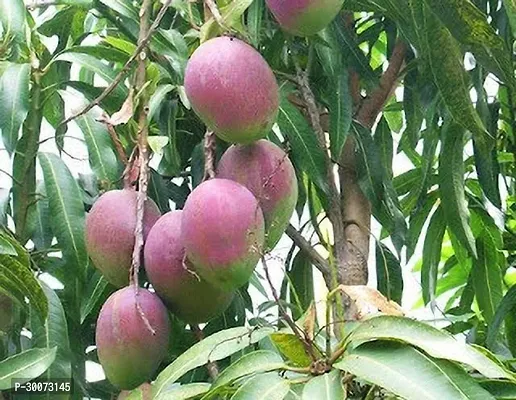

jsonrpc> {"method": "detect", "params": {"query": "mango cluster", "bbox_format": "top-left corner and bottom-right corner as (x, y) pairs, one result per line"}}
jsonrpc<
(88, 3), (341, 391)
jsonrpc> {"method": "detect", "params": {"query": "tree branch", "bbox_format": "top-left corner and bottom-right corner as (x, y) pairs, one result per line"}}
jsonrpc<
(293, 57), (345, 291)
(336, 40), (407, 287)
(58, 0), (172, 128)
(285, 224), (331, 286)
(262, 256), (319, 363)
(130, 0), (154, 336)
(356, 41), (408, 129)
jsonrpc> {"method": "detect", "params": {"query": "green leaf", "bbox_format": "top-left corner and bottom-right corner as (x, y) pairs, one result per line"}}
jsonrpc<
(473, 137), (501, 209)
(345, 315), (514, 380)
(479, 380), (516, 399)
(335, 342), (495, 400)
(158, 99), (181, 176)
(157, 383), (210, 400)
(231, 372), (290, 400)
(80, 271), (112, 324)
(38, 153), (88, 282)
(316, 27), (342, 77)
(269, 333), (312, 368)
(148, 84), (174, 123)
(211, 351), (284, 393)
(0, 236), (17, 256)
(32, 181), (53, 250)
(60, 45), (130, 64)
(0, 253), (48, 321)
(302, 370), (344, 400)
(277, 92), (329, 195)
(0, 0), (27, 50)
(153, 327), (274, 399)
(148, 168), (172, 214)
(328, 71), (352, 159)
(151, 29), (189, 81)
(148, 136), (170, 155)
(30, 282), (71, 399)
(56, 53), (127, 99)
(419, 3), (489, 147)
(375, 243), (403, 304)
(76, 111), (121, 185)
(406, 191), (438, 260)
(0, 63), (30, 154)
(486, 285), (516, 350)
(504, 0), (516, 34)
(423, 0), (513, 86)
(421, 207), (446, 305)
(0, 229), (30, 266)
(98, 0), (138, 20)
(200, 0), (254, 42)
(247, 0), (263, 47)
(439, 121), (477, 258)
(472, 235), (503, 324)
(352, 122), (384, 210)
(0, 348), (57, 390)
(330, 17), (377, 83)
(288, 251), (314, 319)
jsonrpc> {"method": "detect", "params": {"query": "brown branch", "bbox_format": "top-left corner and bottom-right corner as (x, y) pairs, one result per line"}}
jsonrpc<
(130, 0), (154, 336)
(106, 123), (128, 166)
(191, 325), (219, 380)
(293, 57), (344, 291)
(285, 224), (331, 287)
(262, 256), (319, 363)
(336, 40), (407, 288)
(356, 41), (408, 129)
(58, 0), (172, 128)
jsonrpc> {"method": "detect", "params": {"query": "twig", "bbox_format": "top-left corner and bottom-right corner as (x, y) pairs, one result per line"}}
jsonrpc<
(130, 0), (155, 336)
(262, 256), (319, 363)
(202, 131), (217, 181)
(191, 325), (219, 380)
(285, 224), (331, 286)
(355, 41), (407, 129)
(0, 168), (22, 186)
(105, 123), (129, 166)
(204, 0), (228, 31)
(58, 0), (172, 128)
(293, 56), (345, 290)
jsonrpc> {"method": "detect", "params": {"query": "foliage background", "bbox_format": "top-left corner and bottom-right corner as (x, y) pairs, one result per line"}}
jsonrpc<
(0, 0), (516, 399)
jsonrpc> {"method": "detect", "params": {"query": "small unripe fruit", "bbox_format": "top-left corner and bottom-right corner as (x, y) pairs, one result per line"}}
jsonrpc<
(118, 383), (152, 400)
(85, 190), (161, 287)
(144, 211), (234, 324)
(184, 37), (279, 144)
(182, 179), (265, 291)
(96, 287), (170, 390)
(266, 0), (344, 36)
(218, 140), (298, 250)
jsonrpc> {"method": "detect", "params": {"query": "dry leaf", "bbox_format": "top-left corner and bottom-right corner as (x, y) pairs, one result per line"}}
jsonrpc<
(338, 285), (404, 320)
(99, 89), (134, 126)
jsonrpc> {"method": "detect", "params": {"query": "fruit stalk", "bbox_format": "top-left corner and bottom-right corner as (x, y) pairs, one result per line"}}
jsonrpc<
(293, 57), (345, 290)
(130, 0), (154, 335)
